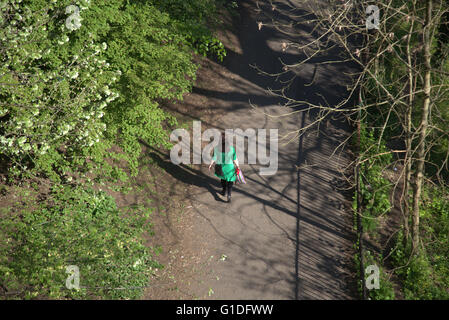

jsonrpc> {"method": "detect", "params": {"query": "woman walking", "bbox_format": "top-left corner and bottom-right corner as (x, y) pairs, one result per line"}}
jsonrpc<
(209, 133), (240, 203)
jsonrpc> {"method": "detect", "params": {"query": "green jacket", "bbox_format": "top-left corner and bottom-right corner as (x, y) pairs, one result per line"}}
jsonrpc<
(213, 146), (237, 182)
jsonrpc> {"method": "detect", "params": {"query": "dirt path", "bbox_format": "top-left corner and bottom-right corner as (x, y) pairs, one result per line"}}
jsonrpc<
(144, 0), (358, 300)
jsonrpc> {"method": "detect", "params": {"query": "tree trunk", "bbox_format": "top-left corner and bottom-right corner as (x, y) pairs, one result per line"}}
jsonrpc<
(403, 41), (412, 243)
(411, 0), (433, 253)
(403, 4), (416, 245)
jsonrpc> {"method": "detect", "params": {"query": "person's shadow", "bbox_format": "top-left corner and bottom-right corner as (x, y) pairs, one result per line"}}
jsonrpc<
(140, 141), (227, 203)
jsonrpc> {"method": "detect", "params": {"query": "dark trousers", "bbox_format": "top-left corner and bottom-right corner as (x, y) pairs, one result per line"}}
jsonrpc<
(221, 179), (233, 196)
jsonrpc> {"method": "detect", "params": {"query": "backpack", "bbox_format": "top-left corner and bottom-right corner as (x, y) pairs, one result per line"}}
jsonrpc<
(215, 163), (223, 176)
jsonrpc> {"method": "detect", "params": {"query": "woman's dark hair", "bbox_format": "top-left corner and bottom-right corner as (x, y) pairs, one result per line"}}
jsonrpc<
(221, 132), (231, 153)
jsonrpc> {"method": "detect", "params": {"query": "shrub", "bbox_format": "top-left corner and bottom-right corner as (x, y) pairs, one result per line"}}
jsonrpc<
(355, 125), (393, 232)
(392, 188), (449, 300)
(0, 185), (160, 299)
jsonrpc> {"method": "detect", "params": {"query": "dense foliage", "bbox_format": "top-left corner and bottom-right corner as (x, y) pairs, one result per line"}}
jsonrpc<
(357, 125), (393, 232)
(353, 125), (396, 300)
(0, 185), (159, 299)
(393, 186), (449, 299)
(0, 0), (225, 299)
(355, 0), (449, 300)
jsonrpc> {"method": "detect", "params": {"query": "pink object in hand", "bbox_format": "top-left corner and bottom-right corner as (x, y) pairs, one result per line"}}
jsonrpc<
(236, 169), (246, 184)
